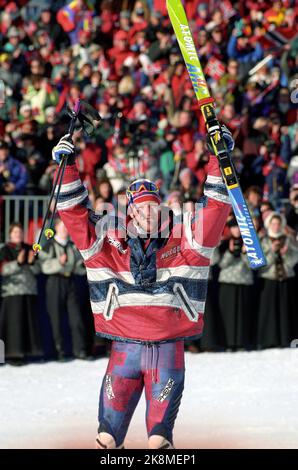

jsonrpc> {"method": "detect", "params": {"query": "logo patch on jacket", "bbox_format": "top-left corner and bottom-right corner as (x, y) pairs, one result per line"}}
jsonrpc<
(107, 237), (127, 254)
(160, 244), (181, 260)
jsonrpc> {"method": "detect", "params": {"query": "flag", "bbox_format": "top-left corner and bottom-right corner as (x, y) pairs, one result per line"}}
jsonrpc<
(204, 57), (225, 81)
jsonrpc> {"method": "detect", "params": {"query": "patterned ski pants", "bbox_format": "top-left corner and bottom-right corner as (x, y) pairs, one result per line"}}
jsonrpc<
(98, 340), (185, 447)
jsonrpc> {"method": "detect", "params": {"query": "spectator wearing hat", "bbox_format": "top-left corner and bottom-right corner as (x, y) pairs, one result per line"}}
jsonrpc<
(148, 26), (172, 63)
(0, 223), (42, 365)
(227, 27), (263, 66)
(3, 27), (25, 53)
(257, 212), (298, 349)
(218, 219), (255, 351)
(0, 53), (22, 98)
(0, 140), (28, 195)
(108, 30), (135, 77)
(19, 102), (33, 122)
(86, 44), (107, 78)
(23, 77), (58, 124)
(119, 10), (131, 33)
(195, 3), (209, 31)
(145, 10), (162, 43)
(37, 7), (70, 49)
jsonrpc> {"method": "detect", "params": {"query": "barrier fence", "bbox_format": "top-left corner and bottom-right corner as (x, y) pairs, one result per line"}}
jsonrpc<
(0, 195), (291, 245)
(0, 196), (48, 244)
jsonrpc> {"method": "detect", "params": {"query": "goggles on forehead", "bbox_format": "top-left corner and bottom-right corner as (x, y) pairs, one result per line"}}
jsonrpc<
(127, 180), (159, 194)
(126, 180), (160, 205)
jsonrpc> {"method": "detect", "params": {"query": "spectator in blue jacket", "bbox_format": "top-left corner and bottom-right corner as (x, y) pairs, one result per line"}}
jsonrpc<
(227, 31), (263, 64)
(0, 141), (28, 195)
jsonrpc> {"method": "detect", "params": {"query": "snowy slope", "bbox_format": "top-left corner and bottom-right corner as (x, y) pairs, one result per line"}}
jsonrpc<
(1, 349), (298, 449)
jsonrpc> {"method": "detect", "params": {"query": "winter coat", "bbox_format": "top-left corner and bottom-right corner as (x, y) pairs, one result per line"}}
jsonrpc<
(0, 243), (39, 298)
(55, 156), (231, 344)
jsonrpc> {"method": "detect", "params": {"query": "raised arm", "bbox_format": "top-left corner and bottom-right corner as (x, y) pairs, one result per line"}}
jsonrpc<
(52, 135), (108, 262)
(187, 127), (233, 260)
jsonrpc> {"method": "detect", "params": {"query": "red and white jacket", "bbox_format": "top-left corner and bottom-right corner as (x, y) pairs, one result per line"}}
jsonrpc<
(56, 156), (230, 344)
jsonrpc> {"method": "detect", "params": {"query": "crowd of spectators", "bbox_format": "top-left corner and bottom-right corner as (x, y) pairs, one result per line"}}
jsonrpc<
(0, 0), (298, 364)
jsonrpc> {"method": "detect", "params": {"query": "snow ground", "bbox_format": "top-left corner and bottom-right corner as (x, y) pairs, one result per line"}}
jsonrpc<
(1, 349), (298, 449)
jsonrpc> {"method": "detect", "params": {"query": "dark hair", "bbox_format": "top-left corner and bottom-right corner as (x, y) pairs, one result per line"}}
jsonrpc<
(9, 222), (23, 234)
(245, 185), (262, 198)
(260, 200), (274, 211)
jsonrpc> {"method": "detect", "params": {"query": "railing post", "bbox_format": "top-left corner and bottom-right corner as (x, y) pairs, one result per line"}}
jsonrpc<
(2, 195), (55, 243)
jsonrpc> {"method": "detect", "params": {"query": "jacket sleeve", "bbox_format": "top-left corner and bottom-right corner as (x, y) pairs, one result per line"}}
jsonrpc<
(55, 163), (108, 262)
(1, 260), (22, 276)
(187, 155), (231, 260)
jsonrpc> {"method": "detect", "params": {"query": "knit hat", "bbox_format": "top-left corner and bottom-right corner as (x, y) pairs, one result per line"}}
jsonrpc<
(126, 178), (161, 207)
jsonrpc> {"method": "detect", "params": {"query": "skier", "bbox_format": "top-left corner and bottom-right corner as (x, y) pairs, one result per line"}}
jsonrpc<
(51, 126), (234, 449)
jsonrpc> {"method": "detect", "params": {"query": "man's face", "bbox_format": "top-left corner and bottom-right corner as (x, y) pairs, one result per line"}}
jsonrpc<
(130, 201), (160, 235)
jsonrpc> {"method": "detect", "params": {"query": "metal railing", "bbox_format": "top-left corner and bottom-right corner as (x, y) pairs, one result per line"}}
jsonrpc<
(1, 196), (48, 244)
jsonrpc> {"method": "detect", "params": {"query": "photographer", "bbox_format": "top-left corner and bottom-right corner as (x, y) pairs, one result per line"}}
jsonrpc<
(218, 219), (255, 351)
(0, 223), (42, 365)
(257, 213), (298, 349)
(0, 140), (28, 195)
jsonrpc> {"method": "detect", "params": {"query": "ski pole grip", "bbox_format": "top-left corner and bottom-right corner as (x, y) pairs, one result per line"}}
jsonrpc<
(201, 104), (238, 189)
(67, 99), (81, 138)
